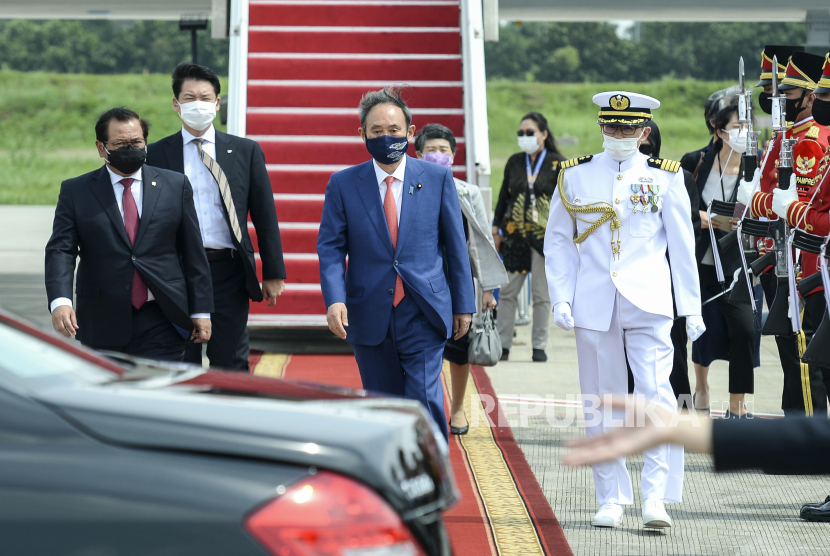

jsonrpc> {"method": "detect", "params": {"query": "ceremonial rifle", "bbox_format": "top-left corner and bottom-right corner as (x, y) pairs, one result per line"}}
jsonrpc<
(761, 56), (798, 336)
(725, 57), (762, 307)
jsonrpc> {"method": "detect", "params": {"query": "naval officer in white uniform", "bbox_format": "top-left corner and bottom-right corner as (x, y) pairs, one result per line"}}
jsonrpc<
(545, 91), (705, 529)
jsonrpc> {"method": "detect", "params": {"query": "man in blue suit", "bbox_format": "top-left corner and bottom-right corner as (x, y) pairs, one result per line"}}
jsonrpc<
(317, 87), (476, 439)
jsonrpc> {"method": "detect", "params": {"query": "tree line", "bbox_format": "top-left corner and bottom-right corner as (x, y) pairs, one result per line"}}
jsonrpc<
(484, 21), (807, 82)
(0, 19), (809, 83)
(0, 19), (229, 75)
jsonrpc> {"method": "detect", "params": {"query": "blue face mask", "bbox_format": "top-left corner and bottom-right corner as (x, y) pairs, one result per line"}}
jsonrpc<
(365, 134), (409, 165)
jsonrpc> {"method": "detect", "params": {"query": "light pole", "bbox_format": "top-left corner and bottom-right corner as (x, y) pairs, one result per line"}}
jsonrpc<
(179, 14), (209, 64)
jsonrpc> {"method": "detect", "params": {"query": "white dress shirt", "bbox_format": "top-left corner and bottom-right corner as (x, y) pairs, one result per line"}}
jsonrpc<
(373, 155), (406, 224)
(50, 165), (209, 320)
(182, 126), (235, 250)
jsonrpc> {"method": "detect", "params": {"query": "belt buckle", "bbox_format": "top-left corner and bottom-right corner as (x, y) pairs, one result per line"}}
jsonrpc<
(230, 249), (236, 259)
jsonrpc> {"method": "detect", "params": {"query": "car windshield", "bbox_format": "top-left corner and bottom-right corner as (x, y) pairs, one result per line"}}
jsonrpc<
(0, 322), (118, 389)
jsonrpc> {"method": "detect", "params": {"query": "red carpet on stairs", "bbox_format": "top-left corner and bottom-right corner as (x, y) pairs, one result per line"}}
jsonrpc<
(244, 0), (467, 327)
(248, 351), (572, 556)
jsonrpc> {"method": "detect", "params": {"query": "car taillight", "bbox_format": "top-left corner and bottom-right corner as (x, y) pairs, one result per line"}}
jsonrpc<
(245, 471), (428, 556)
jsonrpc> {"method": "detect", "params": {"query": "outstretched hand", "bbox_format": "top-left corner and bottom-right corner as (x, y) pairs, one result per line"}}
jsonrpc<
(562, 395), (713, 468)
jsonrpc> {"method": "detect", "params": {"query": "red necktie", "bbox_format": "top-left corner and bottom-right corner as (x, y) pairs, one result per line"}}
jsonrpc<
(120, 178), (148, 310)
(384, 176), (405, 307)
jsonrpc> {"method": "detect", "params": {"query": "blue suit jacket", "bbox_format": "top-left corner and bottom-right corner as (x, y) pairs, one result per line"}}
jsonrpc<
(317, 156), (476, 346)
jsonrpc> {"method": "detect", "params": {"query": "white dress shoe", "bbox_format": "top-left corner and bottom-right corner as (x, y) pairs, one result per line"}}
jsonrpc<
(642, 498), (672, 528)
(591, 503), (624, 527)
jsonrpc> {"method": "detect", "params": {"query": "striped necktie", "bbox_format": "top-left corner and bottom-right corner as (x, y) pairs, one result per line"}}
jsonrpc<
(193, 138), (242, 244)
(384, 176), (405, 307)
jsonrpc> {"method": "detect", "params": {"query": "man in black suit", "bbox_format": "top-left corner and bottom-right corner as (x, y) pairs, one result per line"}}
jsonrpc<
(46, 107), (213, 361)
(147, 63), (286, 371)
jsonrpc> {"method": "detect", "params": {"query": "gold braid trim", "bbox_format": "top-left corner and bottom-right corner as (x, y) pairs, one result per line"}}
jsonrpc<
(557, 168), (622, 259)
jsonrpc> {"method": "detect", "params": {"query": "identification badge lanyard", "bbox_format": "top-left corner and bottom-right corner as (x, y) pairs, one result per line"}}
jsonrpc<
(526, 149), (547, 223)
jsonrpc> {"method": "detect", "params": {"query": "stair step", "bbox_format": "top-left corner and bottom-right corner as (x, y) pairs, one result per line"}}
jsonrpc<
(257, 253), (320, 284)
(249, 222), (319, 253)
(247, 110), (464, 138)
(248, 28), (460, 55)
(250, 3), (459, 28)
(248, 55), (461, 82)
(273, 193), (325, 222)
(259, 139), (465, 166)
(250, 284), (326, 315)
(267, 168), (336, 194)
(247, 82), (462, 109)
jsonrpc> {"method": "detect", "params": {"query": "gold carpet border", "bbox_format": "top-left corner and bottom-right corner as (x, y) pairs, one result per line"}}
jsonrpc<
(452, 366), (547, 556)
(253, 353), (290, 379)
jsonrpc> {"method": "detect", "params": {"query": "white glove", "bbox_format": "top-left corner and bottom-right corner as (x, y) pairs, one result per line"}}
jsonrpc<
(736, 168), (759, 206)
(686, 315), (706, 342)
(553, 302), (574, 331)
(772, 174), (799, 218)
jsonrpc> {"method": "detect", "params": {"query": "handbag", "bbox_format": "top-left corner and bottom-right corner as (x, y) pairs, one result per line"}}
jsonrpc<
(467, 308), (502, 367)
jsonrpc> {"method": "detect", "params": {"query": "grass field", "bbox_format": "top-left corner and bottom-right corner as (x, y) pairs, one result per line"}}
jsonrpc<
(0, 71), (736, 205)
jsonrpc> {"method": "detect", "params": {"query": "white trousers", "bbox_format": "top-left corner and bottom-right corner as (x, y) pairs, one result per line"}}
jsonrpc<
(574, 291), (684, 505)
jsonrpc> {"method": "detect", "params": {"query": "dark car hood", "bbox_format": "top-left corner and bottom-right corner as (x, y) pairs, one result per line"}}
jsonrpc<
(32, 370), (459, 519)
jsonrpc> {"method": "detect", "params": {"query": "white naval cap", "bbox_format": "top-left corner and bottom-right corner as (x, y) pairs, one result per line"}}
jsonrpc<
(593, 91), (660, 125)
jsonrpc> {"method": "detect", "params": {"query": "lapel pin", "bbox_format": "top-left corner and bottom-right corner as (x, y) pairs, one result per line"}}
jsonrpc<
(227, 150), (232, 154)
(417, 183), (422, 189)
(409, 186), (414, 194)
(151, 181), (157, 186)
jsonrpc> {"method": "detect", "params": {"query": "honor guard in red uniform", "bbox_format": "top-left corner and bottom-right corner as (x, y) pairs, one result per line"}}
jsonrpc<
(771, 53), (830, 519)
(745, 52), (830, 219)
(737, 50), (830, 417)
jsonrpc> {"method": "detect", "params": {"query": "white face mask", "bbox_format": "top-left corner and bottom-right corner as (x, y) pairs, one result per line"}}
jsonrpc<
(177, 100), (217, 131)
(602, 132), (643, 162)
(518, 135), (541, 155)
(722, 128), (748, 154)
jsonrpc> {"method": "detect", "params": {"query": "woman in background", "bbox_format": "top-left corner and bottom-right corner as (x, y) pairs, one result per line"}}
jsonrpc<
(416, 124), (508, 435)
(492, 112), (565, 363)
(680, 94), (755, 418)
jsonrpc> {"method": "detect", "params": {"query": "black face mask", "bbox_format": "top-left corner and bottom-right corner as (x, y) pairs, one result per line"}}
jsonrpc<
(784, 90), (807, 121)
(758, 92), (773, 115)
(639, 144), (655, 156)
(813, 98), (830, 126)
(105, 145), (147, 175)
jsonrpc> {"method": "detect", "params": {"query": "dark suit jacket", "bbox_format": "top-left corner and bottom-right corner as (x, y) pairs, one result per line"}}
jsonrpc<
(45, 165), (213, 347)
(714, 417), (830, 474)
(147, 130), (286, 301)
(317, 156), (476, 345)
(680, 144), (746, 278)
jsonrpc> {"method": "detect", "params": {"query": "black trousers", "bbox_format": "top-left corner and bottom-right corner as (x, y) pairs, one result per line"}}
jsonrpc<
(700, 265), (755, 394)
(803, 291), (830, 412)
(84, 301), (185, 362)
(184, 255), (250, 371)
(760, 274), (827, 415)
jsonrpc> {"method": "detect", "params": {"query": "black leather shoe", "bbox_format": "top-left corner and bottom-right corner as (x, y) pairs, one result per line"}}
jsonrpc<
(801, 499), (830, 522)
(450, 416), (469, 436)
(532, 349), (547, 362)
(500, 348), (509, 361)
(802, 495), (830, 510)
(693, 393), (710, 415)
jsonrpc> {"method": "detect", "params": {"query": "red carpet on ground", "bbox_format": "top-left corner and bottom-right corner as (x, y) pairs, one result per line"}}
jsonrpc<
(248, 351), (572, 556)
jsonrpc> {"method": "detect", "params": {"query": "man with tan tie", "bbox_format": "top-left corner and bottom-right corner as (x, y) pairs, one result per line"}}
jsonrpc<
(147, 62), (286, 371)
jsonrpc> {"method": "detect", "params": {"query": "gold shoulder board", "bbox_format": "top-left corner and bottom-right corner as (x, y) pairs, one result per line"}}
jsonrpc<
(647, 157), (681, 173)
(560, 155), (593, 170)
(806, 126), (821, 140)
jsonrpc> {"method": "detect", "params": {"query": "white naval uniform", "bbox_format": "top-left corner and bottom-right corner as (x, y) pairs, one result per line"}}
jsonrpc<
(544, 151), (701, 505)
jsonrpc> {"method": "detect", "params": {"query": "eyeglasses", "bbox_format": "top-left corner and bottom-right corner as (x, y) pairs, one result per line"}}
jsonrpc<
(105, 139), (146, 150)
(517, 130), (537, 137)
(601, 124), (641, 136)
